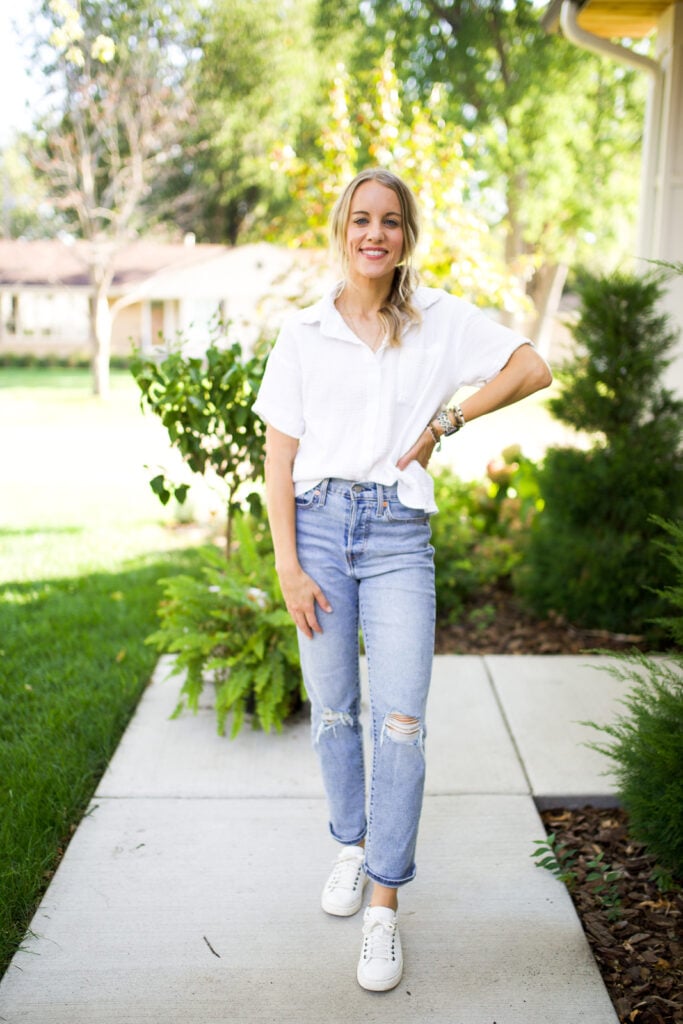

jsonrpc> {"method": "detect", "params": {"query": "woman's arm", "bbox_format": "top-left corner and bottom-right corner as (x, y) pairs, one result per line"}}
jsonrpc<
(397, 343), (552, 471)
(264, 424), (331, 638)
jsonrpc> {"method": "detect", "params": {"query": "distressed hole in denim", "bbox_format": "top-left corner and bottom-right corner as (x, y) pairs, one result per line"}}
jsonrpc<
(315, 708), (354, 745)
(382, 711), (424, 750)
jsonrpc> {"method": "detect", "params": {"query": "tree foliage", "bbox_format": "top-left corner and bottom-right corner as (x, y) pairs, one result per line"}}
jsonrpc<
(17, 0), (650, 348)
(30, 0), (197, 397)
(272, 52), (530, 311)
(336, 0), (645, 317)
(163, 0), (323, 244)
(0, 141), (57, 239)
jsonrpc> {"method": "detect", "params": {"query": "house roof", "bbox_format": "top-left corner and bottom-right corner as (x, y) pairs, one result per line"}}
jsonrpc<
(0, 237), (334, 341)
(120, 243), (308, 303)
(109, 242), (333, 325)
(542, 0), (674, 38)
(0, 239), (229, 291)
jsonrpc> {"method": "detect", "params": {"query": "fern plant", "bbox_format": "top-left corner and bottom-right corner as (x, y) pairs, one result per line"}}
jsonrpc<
(147, 514), (303, 737)
(531, 833), (578, 886)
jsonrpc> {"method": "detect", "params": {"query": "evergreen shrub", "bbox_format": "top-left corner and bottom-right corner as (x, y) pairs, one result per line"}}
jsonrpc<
(588, 520), (683, 881)
(517, 271), (683, 638)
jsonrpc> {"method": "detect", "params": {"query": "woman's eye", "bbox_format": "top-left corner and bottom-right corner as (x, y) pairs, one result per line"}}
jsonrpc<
(385, 219), (400, 228)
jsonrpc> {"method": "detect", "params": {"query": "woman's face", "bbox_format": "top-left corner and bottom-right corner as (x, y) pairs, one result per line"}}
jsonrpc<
(345, 180), (404, 285)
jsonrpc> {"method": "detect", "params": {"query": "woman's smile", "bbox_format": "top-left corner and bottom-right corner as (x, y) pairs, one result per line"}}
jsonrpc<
(346, 180), (404, 282)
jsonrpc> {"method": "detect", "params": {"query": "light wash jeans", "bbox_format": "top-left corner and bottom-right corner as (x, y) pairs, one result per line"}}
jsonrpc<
(295, 478), (436, 888)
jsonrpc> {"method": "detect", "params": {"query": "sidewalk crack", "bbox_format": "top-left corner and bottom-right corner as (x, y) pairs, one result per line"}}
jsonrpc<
(481, 656), (534, 795)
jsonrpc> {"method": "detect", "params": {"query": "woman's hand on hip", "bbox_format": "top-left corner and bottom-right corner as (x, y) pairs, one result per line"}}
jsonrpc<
(397, 428), (436, 471)
(278, 566), (332, 639)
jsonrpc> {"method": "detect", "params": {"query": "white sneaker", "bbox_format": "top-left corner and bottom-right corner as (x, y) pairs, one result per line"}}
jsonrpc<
(321, 845), (367, 917)
(356, 905), (403, 991)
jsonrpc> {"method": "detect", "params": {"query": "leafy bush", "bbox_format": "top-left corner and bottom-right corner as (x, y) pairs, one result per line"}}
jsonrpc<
(517, 270), (683, 638)
(431, 446), (542, 622)
(587, 519), (683, 882)
(147, 514), (303, 737)
(130, 333), (266, 554)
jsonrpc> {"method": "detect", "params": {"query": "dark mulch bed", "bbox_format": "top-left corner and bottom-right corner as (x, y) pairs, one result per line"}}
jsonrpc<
(540, 807), (682, 1024)
(434, 584), (652, 656)
(435, 586), (682, 1024)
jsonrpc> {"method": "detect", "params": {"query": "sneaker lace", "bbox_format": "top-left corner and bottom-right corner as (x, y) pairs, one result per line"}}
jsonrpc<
(327, 850), (363, 893)
(362, 918), (397, 962)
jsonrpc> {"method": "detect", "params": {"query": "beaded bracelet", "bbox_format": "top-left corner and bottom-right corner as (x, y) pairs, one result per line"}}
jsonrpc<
(427, 404), (466, 452)
(449, 403), (466, 429)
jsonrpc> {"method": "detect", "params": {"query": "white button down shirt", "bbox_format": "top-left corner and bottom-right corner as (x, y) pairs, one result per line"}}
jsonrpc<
(253, 285), (533, 513)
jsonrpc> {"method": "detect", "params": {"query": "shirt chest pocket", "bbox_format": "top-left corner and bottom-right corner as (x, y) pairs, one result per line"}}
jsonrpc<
(397, 346), (427, 404)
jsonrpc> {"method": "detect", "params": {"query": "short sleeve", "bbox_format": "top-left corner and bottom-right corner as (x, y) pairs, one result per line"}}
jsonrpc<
(455, 308), (533, 388)
(252, 321), (305, 439)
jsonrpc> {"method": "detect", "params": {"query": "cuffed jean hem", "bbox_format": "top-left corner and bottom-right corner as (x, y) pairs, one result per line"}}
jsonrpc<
(330, 823), (367, 846)
(364, 863), (417, 888)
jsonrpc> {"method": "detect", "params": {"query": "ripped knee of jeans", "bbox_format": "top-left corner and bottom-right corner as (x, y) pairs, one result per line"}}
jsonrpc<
(314, 707), (354, 745)
(381, 711), (424, 751)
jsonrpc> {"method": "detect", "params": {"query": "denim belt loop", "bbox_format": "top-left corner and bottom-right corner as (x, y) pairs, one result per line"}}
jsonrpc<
(375, 482), (384, 516)
(317, 478), (330, 507)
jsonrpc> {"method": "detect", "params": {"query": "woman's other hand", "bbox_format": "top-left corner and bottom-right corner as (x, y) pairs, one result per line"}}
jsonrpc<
(278, 566), (332, 639)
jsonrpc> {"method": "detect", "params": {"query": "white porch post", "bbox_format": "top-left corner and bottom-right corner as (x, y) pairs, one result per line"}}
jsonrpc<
(641, 4), (683, 392)
(162, 300), (178, 349)
(140, 300), (153, 354)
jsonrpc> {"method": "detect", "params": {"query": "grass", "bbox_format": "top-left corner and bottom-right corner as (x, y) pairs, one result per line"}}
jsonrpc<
(0, 366), (213, 975)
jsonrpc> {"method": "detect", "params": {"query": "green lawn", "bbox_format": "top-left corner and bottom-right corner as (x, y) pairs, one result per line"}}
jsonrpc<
(0, 366), (212, 974)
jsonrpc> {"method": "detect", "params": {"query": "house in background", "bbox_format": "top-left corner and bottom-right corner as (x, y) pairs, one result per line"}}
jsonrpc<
(0, 238), (330, 360)
(543, 0), (683, 390)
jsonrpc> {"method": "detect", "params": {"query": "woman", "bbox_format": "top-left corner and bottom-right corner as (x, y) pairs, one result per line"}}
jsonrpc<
(253, 167), (551, 991)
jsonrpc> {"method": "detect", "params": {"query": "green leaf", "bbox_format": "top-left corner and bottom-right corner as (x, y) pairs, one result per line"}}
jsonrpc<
(149, 474), (171, 505)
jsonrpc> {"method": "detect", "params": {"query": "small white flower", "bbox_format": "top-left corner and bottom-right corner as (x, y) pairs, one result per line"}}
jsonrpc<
(65, 45), (85, 67)
(246, 587), (268, 608)
(91, 35), (115, 63)
(49, 0), (77, 19)
(208, 585), (221, 594)
(49, 26), (70, 49)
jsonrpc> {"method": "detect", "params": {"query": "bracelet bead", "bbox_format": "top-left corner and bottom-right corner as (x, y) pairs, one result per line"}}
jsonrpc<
(427, 422), (441, 450)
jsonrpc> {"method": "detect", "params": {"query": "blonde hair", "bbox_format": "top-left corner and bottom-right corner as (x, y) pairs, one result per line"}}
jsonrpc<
(329, 168), (422, 347)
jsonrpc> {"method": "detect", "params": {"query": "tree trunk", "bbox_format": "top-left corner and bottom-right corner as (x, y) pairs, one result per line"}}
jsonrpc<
(225, 485), (233, 560)
(89, 263), (114, 399)
(527, 262), (569, 359)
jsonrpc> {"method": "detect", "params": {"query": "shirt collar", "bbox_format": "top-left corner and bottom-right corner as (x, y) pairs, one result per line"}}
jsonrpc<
(299, 283), (443, 336)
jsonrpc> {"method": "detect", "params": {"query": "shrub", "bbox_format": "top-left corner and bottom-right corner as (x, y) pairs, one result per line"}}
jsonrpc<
(130, 331), (266, 555)
(589, 652), (682, 882)
(517, 270), (683, 639)
(431, 447), (542, 622)
(147, 514), (303, 737)
(587, 518), (683, 882)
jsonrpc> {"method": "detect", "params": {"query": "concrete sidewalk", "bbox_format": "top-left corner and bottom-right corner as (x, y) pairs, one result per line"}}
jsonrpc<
(0, 655), (628, 1023)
